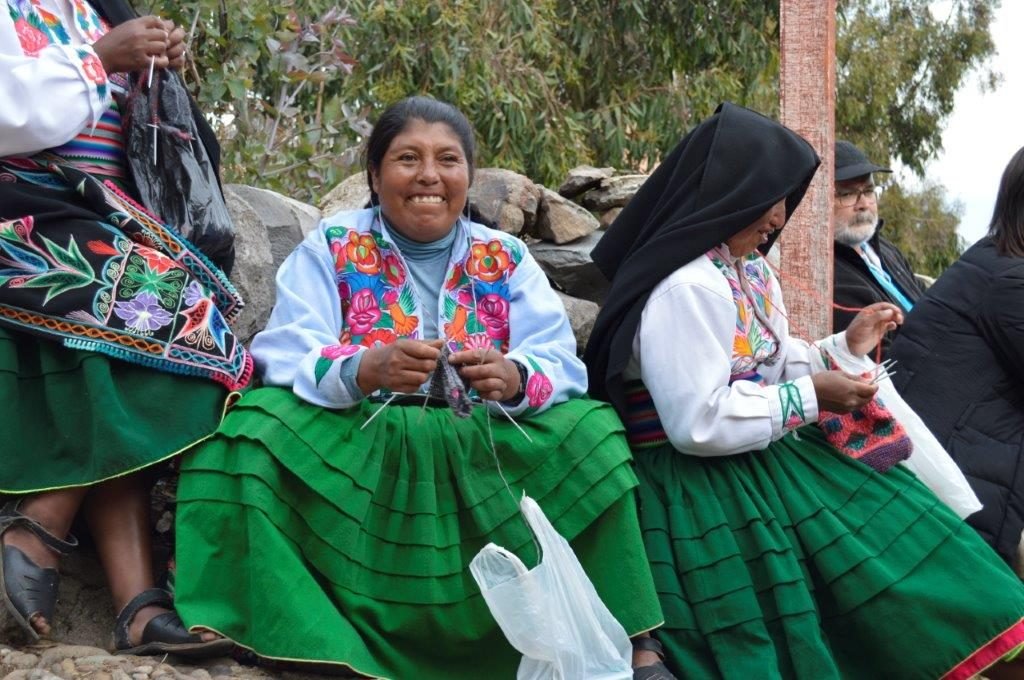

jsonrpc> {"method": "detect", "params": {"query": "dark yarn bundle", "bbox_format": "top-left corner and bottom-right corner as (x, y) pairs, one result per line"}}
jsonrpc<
(427, 345), (474, 418)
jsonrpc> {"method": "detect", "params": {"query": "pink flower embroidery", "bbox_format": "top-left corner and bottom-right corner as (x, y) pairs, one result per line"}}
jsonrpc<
(463, 333), (493, 351)
(14, 19), (49, 56)
(477, 293), (510, 341)
(80, 53), (106, 84)
(526, 372), (553, 408)
(345, 288), (382, 334)
(320, 344), (360, 360)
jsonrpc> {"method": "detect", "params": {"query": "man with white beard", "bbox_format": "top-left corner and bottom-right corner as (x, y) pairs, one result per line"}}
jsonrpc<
(832, 140), (924, 357)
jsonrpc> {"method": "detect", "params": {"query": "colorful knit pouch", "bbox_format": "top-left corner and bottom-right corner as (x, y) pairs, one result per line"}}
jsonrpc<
(817, 394), (913, 472)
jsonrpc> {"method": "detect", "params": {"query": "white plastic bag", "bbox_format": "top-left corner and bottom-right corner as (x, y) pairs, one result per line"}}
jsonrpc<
(822, 343), (982, 519)
(469, 495), (633, 680)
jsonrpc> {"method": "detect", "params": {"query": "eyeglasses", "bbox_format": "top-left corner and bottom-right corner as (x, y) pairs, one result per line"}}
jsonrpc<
(835, 185), (879, 207)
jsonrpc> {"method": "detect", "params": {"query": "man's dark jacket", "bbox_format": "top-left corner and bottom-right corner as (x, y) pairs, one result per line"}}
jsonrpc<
(889, 237), (1024, 564)
(833, 220), (924, 357)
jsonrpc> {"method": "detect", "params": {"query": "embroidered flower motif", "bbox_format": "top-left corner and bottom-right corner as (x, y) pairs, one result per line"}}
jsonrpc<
(321, 344), (360, 360)
(345, 287), (382, 334)
(183, 280), (206, 306)
(14, 19), (49, 56)
(477, 293), (510, 341)
(345, 232), (382, 275)
(382, 253), (405, 287)
(113, 291), (173, 334)
(329, 237), (348, 271)
(80, 52), (106, 84)
(360, 328), (398, 347)
(526, 372), (553, 408)
(463, 333), (493, 351)
(467, 240), (511, 283)
(445, 262), (464, 290)
(136, 246), (176, 274)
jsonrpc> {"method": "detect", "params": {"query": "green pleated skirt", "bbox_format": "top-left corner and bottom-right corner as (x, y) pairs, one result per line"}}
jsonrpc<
(637, 426), (1024, 680)
(173, 387), (663, 680)
(0, 325), (228, 493)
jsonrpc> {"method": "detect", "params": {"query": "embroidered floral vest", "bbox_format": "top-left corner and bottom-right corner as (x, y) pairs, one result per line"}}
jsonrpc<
(326, 216), (522, 354)
(706, 246), (782, 382)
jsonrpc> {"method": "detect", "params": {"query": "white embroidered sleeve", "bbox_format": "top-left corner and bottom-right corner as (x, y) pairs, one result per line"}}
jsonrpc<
(251, 229), (367, 409)
(637, 274), (818, 457)
(0, 31), (111, 155)
(499, 248), (587, 417)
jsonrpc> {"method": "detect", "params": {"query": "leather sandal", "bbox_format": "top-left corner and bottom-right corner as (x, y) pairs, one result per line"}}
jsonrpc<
(633, 635), (678, 680)
(0, 500), (78, 641)
(113, 587), (234, 658)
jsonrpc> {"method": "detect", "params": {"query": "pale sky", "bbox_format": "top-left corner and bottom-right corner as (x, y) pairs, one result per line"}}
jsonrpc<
(923, 1), (1024, 246)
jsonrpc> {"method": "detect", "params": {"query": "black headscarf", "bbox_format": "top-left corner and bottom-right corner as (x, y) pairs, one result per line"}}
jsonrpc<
(583, 102), (820, 416)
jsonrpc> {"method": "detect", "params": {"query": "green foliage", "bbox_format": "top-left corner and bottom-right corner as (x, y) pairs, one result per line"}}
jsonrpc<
(148, 0), (996, 274)
(835, 0), (998, 275)
(146, 0), (365, 204)
(836, 0), (999, 174)
(879, 182), (965, 276)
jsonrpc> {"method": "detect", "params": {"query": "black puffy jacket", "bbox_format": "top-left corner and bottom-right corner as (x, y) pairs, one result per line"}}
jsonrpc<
(890, 237), (1024, 563)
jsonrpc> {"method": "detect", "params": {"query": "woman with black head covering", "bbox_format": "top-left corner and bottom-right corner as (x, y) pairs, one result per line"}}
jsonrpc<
(585, 103), (1024, 679)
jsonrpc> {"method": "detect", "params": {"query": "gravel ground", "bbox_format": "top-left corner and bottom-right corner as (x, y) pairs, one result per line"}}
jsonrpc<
(0, 644), (356, 680)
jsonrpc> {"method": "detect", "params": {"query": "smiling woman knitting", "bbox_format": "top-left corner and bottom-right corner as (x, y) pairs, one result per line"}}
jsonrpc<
(172, 96), (673, 680)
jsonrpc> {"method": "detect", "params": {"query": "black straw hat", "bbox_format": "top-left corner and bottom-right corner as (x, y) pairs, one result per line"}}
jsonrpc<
(835, 140), (891, 181)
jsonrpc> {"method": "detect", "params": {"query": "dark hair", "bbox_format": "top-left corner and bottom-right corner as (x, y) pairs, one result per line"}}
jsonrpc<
(990, 146), (1024, 257)
(365, 96), (476, 202)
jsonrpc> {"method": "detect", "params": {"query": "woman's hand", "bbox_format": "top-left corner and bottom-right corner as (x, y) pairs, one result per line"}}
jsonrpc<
(811, 370), (878, 413)
(92, 16), (171, 74)
(357, 339), (442, 395)
(163, 19), (187, 70)
(449, 348), (521, 402)
(845, 302), (904, 356)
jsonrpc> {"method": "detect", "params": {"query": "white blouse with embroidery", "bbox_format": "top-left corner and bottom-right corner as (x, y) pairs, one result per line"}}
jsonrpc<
(252, 209), (586, 417)
(1, 0), (111, 156)
(625, 245), (855, 456)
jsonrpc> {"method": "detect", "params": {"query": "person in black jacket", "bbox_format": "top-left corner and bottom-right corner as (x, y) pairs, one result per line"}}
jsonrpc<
(832, 141), (924, 357)
(890, 146), (1024, 567)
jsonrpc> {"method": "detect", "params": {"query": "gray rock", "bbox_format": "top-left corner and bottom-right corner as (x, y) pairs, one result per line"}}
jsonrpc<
(535, 188), (600, 245)
(223, 187), (276, 346)
(469, 168), (542, 235)
(1, 650), (38, 674)
(580, 174), (647, 212)
(39, 645), (111, 668)
(319, 173), (370, 218)
(529, 232), (609, 303)
(226, 185), (320, 269)
(557, 165), (615, 199)
(556, 292), (599, 353)
(599, 206), (623, 230)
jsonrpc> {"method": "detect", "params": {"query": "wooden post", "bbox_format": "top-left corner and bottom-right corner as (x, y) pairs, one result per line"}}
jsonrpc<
(778, 0), (836, 340)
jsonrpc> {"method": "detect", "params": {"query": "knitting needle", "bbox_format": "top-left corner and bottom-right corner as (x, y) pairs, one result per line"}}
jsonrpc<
(870, 370), (898, 385)
(147, 54), (155, 88)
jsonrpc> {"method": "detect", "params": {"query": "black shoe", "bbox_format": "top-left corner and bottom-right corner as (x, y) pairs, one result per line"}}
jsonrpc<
(0, 500), (78, 641)
(113, 587), (234, 659)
